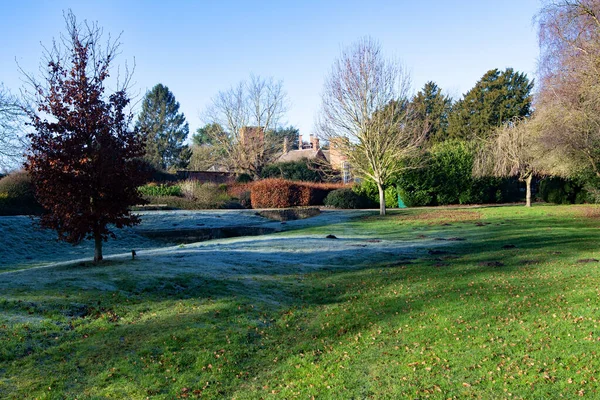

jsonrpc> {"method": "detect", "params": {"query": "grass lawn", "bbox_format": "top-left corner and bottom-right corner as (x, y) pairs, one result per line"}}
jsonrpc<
(1, 204), (600, 398)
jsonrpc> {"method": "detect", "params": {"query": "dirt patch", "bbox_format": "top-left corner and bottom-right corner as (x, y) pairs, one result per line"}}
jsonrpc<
(478, 261), (505, 268)
(577, 258), (599, 263)
(428, 249), (450, 255)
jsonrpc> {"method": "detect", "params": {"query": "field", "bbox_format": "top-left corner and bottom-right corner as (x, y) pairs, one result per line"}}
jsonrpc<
(1, 205), (600, 398)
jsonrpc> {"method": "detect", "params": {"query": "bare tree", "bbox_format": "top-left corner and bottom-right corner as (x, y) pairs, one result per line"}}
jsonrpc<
(203, 75), (288, 178)
(474, 118), (542, 207)
(534, 1), (600, 180)
(0, 85), (27, 171)
(316, 37), (424, 215)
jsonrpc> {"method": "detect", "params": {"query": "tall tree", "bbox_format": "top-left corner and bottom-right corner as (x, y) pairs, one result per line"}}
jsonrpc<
(316, 37), (425, 215)
(136, 84), (191, 171)
(534, 1), (600, 188)
(23, 11), (146, 263)
(410, 81), (452, 144)
(204, 75), (288, 178)
(447, 68), (534, 140)
(0, 85), (27, 171)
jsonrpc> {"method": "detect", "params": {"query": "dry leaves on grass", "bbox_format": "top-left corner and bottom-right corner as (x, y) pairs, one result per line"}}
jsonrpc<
(575, 206), (600, 219)
(393, 210), (482, 225)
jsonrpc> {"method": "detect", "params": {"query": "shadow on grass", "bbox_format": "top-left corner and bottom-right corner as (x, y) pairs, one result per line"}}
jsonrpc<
(2, 207), (600, 397)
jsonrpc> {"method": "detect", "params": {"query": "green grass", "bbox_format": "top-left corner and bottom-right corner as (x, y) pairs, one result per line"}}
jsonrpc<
(2, 204), (600, 398)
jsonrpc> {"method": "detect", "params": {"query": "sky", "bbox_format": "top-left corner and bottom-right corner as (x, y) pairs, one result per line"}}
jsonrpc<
(0, 0), (542, 141)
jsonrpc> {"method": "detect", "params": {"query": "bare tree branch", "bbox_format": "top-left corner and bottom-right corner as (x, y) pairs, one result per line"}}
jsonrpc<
(316, 37), (424, 215)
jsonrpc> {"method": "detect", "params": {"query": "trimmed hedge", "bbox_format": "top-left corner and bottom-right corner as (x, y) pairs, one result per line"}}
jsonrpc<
(250, 179), (344, 208)
(324, 188), (375, 209)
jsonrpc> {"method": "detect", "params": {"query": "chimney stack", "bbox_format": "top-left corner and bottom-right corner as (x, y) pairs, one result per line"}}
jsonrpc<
(311, 136), (320, 150)
(283, 137), (289, 153)
(298, 135), (303, 150)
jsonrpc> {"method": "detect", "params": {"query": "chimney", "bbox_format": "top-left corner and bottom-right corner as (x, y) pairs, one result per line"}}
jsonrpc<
(298, 135), (303, 150)
(311, 136), (320, 150)
(283, 137), (289, 153)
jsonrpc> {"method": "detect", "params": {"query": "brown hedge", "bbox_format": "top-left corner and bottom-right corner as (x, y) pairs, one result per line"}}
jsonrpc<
(250, 179), (346, 208)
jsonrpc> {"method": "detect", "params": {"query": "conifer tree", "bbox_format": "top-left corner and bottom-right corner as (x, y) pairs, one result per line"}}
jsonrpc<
(410, 81), (452, 143)
(447, 68), (533, 140)
(136, 84), (191, 171)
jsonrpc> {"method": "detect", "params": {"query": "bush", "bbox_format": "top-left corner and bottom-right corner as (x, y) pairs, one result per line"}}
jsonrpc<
(537, 177), (587, 204)
(250, 179), (345, 208)
(141, 195), (202, 210)
(138, 183), (182, 197)
(180, 180), (231, 209)
(395, 140), (523, 206)
(353, 181), (399, 208)
(324, 188), (375, 209)
(235, 173), (253, 183)
(0, 171), (41, 215)
(261, 160), (324, 182)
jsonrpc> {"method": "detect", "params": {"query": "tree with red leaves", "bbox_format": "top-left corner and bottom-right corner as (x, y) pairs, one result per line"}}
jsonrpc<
(24, 12), (146, 263)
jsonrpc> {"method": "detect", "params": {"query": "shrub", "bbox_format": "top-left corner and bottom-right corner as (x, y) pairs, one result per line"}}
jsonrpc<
(179, 180), (231, 208)
(0, 171), (42, 215)
(261, 160), (324, 182)
(537, 177), (587, 204)
(395, 140), (523, 206)
(353, 181), (399, 208)
(138, 183), (182, 197)
(235, 173), (253, 183)
(250, 179), (345, 208)
(141, 195), (201, 210)
(324, 188), (375, 209)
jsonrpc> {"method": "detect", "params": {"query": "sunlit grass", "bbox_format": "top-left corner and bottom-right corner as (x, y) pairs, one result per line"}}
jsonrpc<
(1, 204), (600, 398)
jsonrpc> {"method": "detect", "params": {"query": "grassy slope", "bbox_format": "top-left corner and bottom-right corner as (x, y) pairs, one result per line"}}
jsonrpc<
(1, 205), (600, 399)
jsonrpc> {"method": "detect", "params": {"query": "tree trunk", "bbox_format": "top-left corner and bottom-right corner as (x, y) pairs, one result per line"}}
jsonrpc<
(525, 174), (532, 207)
(377, 182), (386, 216)
(94, 230), (103, 263)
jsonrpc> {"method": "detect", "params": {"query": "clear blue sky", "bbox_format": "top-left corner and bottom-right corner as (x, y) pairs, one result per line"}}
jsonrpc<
(0, 0), (541, 140)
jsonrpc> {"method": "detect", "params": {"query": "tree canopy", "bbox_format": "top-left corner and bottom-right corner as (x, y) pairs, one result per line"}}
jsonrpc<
(447, 68), (534, 140)
(136, 83), (191, 171)
(24, 11), (146, 263)
(410, 81), (452, 144)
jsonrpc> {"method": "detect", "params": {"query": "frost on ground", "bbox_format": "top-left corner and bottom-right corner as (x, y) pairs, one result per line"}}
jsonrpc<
(0, 233), (440, 295)
(0, 210), (369, 272)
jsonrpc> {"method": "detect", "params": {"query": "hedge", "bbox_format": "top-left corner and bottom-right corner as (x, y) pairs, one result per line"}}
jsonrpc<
(250, 179), (345, 208)
(0, 171), (42, 216)
(324, 188), (376, 209)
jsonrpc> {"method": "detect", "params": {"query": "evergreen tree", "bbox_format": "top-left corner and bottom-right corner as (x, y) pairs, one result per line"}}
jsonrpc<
(270, 126), (300, 150)
(136, 84), (191, 170)
(447, 68), (533, 140)
(410, 81), (452, 143)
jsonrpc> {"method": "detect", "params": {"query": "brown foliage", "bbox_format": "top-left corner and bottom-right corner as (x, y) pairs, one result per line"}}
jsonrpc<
(250, 179), (345, 208)
(23, 12), (145, 262)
